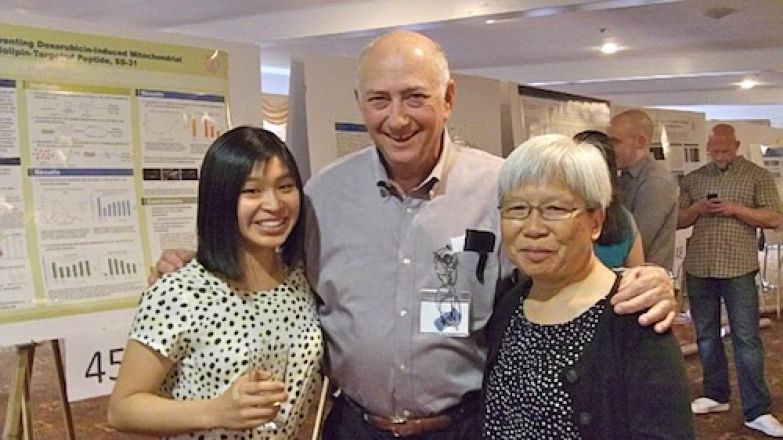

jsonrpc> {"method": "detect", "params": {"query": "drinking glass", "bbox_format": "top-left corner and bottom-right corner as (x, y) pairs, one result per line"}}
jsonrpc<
(249, 338), (290, 432)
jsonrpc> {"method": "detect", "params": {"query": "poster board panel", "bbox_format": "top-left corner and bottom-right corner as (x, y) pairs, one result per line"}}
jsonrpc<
(0, 19), (258, 341)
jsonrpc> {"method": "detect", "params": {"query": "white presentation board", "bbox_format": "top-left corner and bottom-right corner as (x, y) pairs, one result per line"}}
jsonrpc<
(0, 15), (261, 346)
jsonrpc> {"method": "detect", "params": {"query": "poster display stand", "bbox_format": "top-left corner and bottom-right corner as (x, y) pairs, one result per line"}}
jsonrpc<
(3, 340), (75, 440)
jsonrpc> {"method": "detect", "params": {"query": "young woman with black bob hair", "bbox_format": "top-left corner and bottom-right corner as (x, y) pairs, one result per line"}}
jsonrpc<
(109, 126), (323, 440)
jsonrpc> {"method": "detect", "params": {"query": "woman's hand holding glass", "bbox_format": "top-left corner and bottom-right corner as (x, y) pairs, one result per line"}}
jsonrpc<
(253, 343), (291, 431)
(208, 369), (287, 430)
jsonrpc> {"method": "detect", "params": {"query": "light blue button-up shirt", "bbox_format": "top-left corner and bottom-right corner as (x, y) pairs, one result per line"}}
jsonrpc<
(305, 134), (505, 418)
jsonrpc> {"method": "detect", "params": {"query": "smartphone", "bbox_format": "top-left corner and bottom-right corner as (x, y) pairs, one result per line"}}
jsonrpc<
(707, 193), (718, 200)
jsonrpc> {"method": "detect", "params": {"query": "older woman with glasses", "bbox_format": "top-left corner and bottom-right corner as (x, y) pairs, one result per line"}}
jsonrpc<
(480, 134), (693, 439)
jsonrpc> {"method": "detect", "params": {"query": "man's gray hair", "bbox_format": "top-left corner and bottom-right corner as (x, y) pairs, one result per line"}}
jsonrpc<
(427, 41), (451, 94)
(499, 134), (612, 209)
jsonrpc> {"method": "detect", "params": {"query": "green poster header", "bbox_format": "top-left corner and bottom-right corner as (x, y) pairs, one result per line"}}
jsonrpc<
(24, 80), (130, 95)
(0, 23), (228, 78)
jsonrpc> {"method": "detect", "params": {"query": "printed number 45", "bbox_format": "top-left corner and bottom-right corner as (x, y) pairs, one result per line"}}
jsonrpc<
(85, 348), (124, 383)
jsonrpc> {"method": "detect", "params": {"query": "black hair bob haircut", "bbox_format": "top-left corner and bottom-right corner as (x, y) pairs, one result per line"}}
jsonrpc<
(196, 126), (305, 280)
(573, 130), (632, 246)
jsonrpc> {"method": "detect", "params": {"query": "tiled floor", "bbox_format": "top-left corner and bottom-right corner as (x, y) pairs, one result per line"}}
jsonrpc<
(2, 306), (783, 439)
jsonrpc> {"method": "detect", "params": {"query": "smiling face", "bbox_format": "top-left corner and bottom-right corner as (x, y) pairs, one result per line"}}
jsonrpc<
(356, 32), (454, 186)
(236, 156), (300, 257)
(501, 180), (604, 284)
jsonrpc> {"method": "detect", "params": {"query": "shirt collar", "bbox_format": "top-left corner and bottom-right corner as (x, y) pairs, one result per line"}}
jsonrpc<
(623, 153), (654, 178)
(373, 131), (456, 200)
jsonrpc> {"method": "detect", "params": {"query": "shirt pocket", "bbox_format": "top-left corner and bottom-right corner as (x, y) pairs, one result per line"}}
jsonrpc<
(454, 251), (497, 329)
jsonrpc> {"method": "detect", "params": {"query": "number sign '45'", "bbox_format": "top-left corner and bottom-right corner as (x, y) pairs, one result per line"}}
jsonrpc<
(65, 329), (128, 402)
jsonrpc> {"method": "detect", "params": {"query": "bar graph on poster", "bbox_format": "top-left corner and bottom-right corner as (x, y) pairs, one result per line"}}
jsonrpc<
(0, 23), (230, 324)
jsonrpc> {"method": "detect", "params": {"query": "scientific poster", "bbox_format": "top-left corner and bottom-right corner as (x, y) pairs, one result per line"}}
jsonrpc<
(520, 95), (610, 141)
(0, 78), (35, 308)
(0, 23), (229, 322)
(644, 108), (706, 174)
(138, 89), (227, 262)
(0, 164), (34, 307)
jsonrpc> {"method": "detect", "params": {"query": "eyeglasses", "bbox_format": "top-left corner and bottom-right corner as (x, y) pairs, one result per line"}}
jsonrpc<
(499, 200), (586, 221)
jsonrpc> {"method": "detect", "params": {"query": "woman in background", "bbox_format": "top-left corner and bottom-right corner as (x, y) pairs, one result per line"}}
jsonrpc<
(481, 134), (693, 439)
(109, 127), (323, 439)
(574, 130), (644, 268)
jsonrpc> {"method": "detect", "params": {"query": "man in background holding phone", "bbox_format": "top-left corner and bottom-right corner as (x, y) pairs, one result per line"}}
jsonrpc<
(678, 123), (783, 437)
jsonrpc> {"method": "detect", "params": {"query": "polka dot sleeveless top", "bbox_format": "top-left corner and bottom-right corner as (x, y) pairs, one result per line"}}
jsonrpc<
(129, 260), (323, 439)
(483, 297), (606, 439)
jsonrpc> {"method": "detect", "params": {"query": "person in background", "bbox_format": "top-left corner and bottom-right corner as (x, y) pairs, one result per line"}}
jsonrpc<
(482, 134), (694, 439)
(152, 32), (678, 440)
(608, 109), (678, 270)
(573, 130), (644, 268)
(108, 127), (323, 439)
(679, 123), (783, 437)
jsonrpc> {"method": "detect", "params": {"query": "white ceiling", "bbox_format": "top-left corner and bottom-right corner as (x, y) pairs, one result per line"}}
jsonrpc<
(3, 0), (782, 127)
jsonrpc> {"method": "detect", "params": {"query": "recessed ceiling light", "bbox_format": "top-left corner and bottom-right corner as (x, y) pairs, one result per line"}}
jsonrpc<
(485, 19), (496, 24)
(600, 41), (619, 55)
(739, 79), (758, 89)
(597, 27), (620, 55)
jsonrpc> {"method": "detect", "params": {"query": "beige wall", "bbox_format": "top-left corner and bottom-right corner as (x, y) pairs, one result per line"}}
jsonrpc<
(449, 73), (503, 157)
(295, 52), (363, 174)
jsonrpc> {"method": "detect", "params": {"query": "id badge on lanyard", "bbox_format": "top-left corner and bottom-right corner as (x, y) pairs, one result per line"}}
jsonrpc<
(419, 246), (471, 337)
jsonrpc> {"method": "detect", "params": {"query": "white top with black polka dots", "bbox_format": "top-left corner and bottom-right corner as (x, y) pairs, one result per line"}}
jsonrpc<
(483, 298), (605, 439)
(129, 260), (323, 440)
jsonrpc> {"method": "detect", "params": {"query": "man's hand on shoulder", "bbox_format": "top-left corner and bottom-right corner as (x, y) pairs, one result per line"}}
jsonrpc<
(612, 265), (675, 334)
(148, 249), (196, 285)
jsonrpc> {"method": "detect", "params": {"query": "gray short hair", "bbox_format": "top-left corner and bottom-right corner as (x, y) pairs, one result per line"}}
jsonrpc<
(428, 42), (450, 95)
(499, 134), (612, 209)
